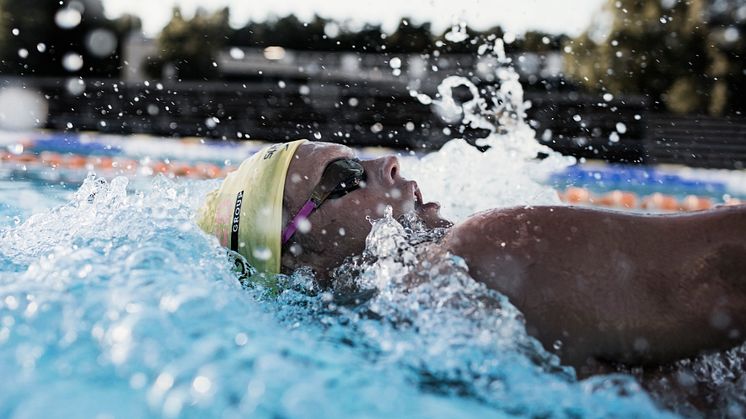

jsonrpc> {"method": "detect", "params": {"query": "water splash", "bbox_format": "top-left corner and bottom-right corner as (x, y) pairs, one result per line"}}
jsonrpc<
(0, 174), (672, 418)
(402, 37), (575, 221)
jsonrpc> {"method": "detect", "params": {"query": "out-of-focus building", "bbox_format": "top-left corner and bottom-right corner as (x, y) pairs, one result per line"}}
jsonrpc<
(121, 36), (565, 91)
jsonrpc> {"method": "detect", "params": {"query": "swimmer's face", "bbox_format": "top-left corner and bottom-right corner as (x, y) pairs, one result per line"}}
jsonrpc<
(282, 142), (450, 273)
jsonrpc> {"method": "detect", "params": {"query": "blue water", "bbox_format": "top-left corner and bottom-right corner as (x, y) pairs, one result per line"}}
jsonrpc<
(0, 167), (679, 419)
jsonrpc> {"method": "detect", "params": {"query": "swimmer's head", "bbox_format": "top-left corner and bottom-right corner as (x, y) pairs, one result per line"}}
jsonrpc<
(281, 142), (450, 279)
(196, 140), (306, 274)
(198, 140), (450, 280)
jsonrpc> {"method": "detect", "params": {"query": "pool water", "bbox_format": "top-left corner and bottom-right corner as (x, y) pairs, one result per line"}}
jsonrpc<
(1, 129), (695, 419)
(2, 46), (746, 418)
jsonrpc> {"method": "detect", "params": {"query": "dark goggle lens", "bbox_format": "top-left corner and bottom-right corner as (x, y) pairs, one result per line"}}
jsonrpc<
(315, 158), (365, 200)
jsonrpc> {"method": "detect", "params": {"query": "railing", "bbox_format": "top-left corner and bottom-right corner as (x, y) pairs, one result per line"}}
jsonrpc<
(2, 77), (746, 169)
(645, 114), (746, 169)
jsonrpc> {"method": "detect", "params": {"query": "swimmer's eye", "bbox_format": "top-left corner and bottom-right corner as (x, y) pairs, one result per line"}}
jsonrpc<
(281, 157), (366, 244)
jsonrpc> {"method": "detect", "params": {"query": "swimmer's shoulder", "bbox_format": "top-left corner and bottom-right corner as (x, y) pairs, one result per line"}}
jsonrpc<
(443, 206), (567, 252)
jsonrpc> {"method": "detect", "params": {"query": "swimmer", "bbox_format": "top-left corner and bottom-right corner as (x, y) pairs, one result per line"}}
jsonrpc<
(197, 140), (746, 374)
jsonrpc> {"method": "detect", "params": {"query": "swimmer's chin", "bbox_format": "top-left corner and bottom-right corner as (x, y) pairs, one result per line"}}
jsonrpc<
(416, 201), (453, 229)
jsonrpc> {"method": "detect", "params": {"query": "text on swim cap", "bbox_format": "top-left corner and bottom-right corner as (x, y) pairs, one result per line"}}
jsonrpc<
(230, 190), (244, 251)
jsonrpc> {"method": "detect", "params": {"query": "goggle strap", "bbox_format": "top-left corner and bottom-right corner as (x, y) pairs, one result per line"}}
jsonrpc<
(281, 200), (317, 244)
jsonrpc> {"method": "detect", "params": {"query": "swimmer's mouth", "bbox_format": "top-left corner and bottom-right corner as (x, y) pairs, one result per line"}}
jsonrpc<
(413, 182), (423, 206)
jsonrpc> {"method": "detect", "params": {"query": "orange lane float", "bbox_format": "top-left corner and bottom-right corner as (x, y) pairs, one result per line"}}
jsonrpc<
(0, 151), (735, 212)
(559, 188), (720, 212)
(561, 187), (592, 205)
(595, 190), (638, 209)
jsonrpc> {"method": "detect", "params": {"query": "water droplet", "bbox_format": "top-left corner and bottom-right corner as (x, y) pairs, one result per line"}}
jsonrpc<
(62, 53), (84, 72)
(85, 29), (117, 58)
(444, 23), (469, 43)
(192, 376), (212, 394)
(503, 32), (516, 44)
(252, 247), (273, 261)
(55, 8), (82, 29)
(234, 332), (249, 346)
(154, 372), (174, 391)
(297, 218), (311, 234)
(205, 117), (219, 129)
(4, 295), (18, 310)
(229, 47), (245, 60)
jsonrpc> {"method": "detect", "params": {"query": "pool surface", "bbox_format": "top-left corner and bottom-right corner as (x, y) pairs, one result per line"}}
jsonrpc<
(4, 127), (711, 418)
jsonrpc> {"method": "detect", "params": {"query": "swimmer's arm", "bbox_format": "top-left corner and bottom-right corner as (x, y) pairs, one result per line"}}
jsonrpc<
(443, 205), (746, 368)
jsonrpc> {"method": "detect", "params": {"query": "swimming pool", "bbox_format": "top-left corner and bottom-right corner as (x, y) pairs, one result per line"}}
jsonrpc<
(3, 126), (746, 418)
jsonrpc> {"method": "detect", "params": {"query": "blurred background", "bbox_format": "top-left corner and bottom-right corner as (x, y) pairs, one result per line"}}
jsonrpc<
(0, 0), (745, 167)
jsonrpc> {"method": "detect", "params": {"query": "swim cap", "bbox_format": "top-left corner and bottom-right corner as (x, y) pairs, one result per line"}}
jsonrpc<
(196, 140), (307, 275)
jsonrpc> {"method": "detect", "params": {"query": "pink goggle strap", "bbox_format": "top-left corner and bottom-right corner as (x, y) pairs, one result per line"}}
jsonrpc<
(281, 200), (317, 244)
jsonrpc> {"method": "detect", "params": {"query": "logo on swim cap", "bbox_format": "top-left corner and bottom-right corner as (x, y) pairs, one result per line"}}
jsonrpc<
(230, 190), (244, 251)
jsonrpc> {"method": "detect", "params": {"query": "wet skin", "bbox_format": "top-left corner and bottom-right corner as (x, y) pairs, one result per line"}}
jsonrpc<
(281, 142), (746, 371)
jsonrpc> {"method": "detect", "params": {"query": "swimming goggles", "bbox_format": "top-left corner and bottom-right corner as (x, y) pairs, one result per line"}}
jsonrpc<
(281, 158), (366, 244)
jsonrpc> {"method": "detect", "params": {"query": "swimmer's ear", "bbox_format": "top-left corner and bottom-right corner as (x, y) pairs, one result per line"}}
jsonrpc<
(227, 250), (256, 287)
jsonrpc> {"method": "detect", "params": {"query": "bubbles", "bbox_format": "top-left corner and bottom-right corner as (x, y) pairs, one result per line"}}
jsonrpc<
(17, 48), (28, 59)
(85, 29), (118, 58)
(62, 53), (84, 72)
(55, 8), (82, 29)
(603, 93), (614, 102)
(616, 122), (627, 134)
(36, 43), (46, 53)
(609, 132), (620, 143)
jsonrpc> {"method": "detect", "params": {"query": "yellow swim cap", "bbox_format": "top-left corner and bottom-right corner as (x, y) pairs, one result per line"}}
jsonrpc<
(196, 140), (307, 275)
